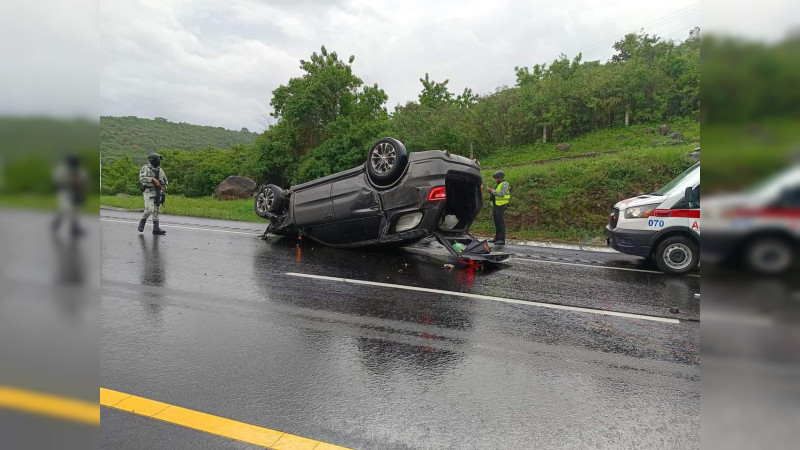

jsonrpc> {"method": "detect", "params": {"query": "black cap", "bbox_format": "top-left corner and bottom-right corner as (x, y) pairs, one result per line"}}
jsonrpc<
(493, 170), (505, 179)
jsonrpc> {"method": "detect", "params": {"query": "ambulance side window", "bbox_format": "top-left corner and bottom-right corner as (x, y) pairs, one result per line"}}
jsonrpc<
(673, 185), (700, 209)
(771, 187), (800, 208)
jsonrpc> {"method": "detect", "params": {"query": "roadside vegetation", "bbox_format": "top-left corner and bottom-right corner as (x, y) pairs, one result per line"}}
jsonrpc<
(101, 195), (257, 223)
(0, 194), (100, 213)
(480, 119), (698, 168)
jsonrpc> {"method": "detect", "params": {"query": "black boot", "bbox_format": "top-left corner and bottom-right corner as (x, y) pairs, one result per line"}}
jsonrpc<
(51, 215), (62, 232)
(70, 220), (85, 237)
(152, 221), (166, 235)
(138, 218), (146, 232)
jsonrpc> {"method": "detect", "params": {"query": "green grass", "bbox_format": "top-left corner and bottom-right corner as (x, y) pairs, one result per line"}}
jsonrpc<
(0, 194), (100, 213)
(100, 195), (264, 223)
(701, 120), (799, 192)
(479, 119), (699, 168)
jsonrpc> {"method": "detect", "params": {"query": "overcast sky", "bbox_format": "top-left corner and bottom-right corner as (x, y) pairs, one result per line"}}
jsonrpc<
(5, 1), (799, 127)
(98, 0), (706, 132)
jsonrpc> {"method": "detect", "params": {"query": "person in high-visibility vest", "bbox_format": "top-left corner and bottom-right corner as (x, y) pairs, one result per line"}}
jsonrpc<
(485, 170), (510, 245)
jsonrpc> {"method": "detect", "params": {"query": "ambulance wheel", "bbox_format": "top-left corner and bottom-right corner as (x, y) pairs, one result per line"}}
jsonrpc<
(654, 236), (698, 275)
(744, 236), (795, 275)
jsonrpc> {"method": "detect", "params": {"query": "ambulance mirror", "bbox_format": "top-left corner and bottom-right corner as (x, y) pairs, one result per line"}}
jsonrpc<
(685, 186), (696, 208)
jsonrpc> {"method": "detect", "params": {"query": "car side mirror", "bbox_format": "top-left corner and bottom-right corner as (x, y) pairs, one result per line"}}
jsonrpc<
(685, 186), (696, 208)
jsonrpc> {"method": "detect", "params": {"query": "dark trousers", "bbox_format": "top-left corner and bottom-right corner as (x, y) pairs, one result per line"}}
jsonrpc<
(492, 204), (507, 240)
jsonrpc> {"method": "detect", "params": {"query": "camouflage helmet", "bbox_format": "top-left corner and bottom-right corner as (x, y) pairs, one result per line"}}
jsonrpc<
(147, 153), (163, 163)
(492, 170), (505, 179)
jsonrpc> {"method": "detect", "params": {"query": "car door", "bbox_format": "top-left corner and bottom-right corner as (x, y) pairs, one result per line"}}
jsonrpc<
(292, 182), (334, 241)
(324, 174), (383, 244)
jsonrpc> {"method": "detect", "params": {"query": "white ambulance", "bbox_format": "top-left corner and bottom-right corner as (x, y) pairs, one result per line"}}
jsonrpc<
(605, 162), (700, 274)
(703, 164), (800, 274)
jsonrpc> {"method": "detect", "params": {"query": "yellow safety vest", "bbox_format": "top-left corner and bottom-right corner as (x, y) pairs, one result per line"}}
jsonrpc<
(494, 181), (510, 206)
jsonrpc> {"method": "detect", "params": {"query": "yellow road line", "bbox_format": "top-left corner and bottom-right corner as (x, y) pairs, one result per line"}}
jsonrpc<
(0, 385), (99, 425)
(99, 387), (351, 450)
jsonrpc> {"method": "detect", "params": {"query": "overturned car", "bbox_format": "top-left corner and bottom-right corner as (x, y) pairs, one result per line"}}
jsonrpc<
(254, 138), (510, 264)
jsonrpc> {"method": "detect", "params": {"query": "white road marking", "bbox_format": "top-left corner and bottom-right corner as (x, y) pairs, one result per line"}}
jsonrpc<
(701, 310), (774, 327)
(286, 272), (682, 324)
(100, 218), (261, 236)
(513, 257), (701, 278)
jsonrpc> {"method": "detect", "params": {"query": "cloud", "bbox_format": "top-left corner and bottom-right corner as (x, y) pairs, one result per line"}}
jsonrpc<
(0, 0), (99, 118)
(101, 0), (701, 131)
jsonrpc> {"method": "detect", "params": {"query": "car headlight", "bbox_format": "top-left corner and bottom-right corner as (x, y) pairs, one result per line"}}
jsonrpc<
(624, 203), (659, 219)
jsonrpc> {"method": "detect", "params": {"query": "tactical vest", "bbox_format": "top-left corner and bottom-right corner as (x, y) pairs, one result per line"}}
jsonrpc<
(494, 181), (510, 206)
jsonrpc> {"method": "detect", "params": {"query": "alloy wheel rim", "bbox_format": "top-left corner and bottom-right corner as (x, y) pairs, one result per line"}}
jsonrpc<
(370, 142), (396, 174)
(257, 190), (274, 213)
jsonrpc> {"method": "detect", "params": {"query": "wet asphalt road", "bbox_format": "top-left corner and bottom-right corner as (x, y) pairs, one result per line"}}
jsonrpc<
(100, 210), (700, 449)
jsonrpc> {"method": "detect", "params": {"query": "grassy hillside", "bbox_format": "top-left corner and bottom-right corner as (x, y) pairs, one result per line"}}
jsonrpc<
(100, 116), (258, 165)
(0, 117), (98, 158)
(479, 119), (699, 168)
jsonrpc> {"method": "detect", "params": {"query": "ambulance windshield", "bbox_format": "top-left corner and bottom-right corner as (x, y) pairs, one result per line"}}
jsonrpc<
(654, 163), (699, 196)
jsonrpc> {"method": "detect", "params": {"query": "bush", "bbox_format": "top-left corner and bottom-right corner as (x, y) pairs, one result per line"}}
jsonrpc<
(101, 156), (141, 196)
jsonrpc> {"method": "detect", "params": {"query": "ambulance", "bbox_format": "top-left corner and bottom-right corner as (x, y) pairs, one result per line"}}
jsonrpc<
(703, 164), (800, 274)
(605, 162), (700, 274)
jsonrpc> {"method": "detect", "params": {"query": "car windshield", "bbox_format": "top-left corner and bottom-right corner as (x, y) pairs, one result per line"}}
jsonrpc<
(654, 163), (699, 196)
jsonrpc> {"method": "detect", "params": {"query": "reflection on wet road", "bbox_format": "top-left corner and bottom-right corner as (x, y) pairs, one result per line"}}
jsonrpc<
(101, 211), (699, 449)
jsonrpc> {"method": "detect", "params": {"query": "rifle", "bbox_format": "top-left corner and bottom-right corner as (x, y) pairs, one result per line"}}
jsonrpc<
(153, 167), (166, 206)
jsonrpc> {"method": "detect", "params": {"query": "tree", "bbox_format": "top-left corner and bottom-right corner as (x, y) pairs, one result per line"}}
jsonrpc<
(418, 73), (453, 108)
(270, 45), (363, 153)
(259, 46), (391, 185)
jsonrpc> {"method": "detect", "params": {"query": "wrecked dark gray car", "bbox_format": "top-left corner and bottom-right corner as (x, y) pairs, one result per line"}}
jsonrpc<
(255, 138), (510, 264)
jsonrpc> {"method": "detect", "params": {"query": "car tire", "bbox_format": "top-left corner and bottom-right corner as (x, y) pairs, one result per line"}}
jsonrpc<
(654, 236), (699, 275)
(366, 138), (409, 188)
(254, 184), (286, 218)
(744, 236), (795, 275)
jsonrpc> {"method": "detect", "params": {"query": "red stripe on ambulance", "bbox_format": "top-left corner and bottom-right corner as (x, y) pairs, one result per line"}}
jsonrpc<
(651, 209), (700, 218)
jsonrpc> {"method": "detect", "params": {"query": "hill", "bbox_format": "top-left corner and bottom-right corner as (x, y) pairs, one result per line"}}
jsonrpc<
(100, 116), (258, 165)
(0, 117), (98, 158)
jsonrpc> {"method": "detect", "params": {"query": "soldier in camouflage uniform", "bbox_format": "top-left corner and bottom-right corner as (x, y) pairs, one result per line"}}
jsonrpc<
(138, 153), (168, 235)
(52, 154), (88, 237)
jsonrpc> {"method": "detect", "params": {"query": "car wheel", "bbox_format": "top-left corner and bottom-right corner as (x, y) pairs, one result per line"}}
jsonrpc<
(654, 236), (698, 275)
(744, 237), (795, 275)
(254, 184), (286, 218)
(366, 138), (409, 187)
